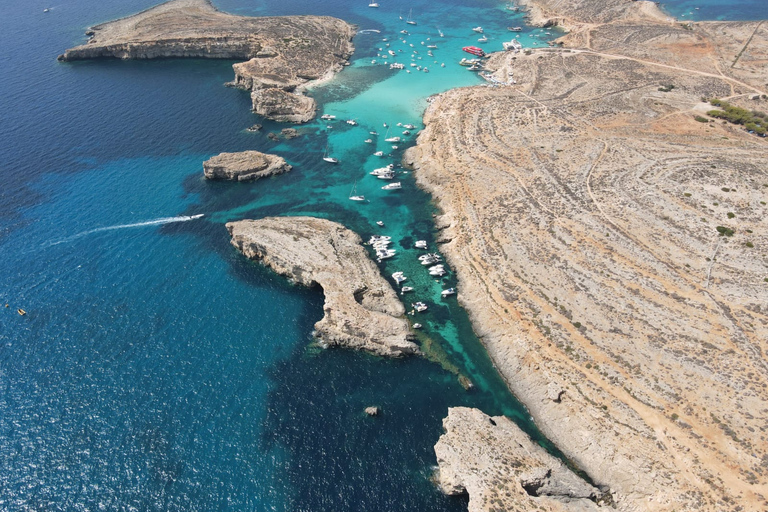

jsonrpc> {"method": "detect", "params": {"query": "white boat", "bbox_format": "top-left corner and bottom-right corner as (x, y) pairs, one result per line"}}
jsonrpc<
(391, 145), (399, 150)
(385, 136), (401, 142)
(370, 131), (378, 135)
(426, 44), (437, 49)
(320, 114), (336, 120)
(412, 302), (428, 312)
(349, 181), (365, 201)
(322, 144), (338, 163)
(390, 62), (405, 69)
(406, 8), (417, 25)
(370, 164), (394, 176)
(508, 26), (522, 32)
(346, 119), (358, 126)
(365, 138), (373, 143)
(376, 220), (385, 227)
(401, 286), (414, 294)
(403, 124), (416, 129)
(402, 130), (411, 135)
(382, 182), (402, 190)
(472, 26), (483, 33)
(503, 39), (523, 51)
(414, 240), (428, 249)
(388, 50), (396, 56)
(374, 151), (385, 157)
(478, 35), (488, 43)
(377, 250), (396, 261)
(377, 171), (396, 180)
(441, 288), (457, 297)
(368, 1), (379, 7)
(430, 268), (446, 276)
(412, 322), (422, 328)
(392, 272), (408, 284)
(369, 235), (391, 243)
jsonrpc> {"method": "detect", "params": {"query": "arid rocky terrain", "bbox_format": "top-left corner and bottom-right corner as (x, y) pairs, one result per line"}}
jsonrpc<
(408, 1), (768, 510)
(227, 217), (419, 357)
(203, 150), (290, 181)
(58, 0), (355, 122)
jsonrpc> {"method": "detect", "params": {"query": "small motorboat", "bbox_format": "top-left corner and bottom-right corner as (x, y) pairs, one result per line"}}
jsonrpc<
(478, 35), (488, 43)
(508, 26), (523, 32)
(403, 124), (416, 129)
(392, 272), (408, 284)
(472, 26), (484, 33)
(320, 114), (336, 120)
(368, 1), (379, 7)
(17, 308), (27, 316)
(412, 302), (428, 312)
(365, 138), (373, 143)
(346, 119), (358, 126)
(401, 286), (414, 294)
(412, 323), (423, 329)
(414, 240), (428, 249)
(441, 288), (457, 297)
(374, 151), (384, 157)
(376, 220), (385, 227)
(382, 182), (402, 190)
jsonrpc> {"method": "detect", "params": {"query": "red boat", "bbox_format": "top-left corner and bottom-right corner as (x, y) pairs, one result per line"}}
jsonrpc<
(462, 46), (486, 57)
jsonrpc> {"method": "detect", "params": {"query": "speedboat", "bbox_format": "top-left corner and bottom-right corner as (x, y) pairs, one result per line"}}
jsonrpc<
(508, 26), (523, 32)
(403, 124), (416, 129)
(392, 272), (407, 284)
(412, 302), (428, 312)
(320, 114), (336, 120)
(430, 268), (446, 277)
(414, 240), (428, 249)
(384, 136), (401, 142)
(376, 171), (396, 180)
(346, 119), (358, 125)
(441, 288), (457, 297)
(412, 323), (422, 329)
(401, 286), (414, 294)
(365, 138), (373, 143)
(472, 26), (483, 33)
(368, 1), (379, 7)
(17, 308), (27, 316)
(382, 182), (402, 190)
(370, 164), (394, 176)
(478, 35), (488, 43)
(376, 220), (385, 227)
(402, 130), (411, 135)
(374, 151), (384, 157)
(426, 44), (437, 49)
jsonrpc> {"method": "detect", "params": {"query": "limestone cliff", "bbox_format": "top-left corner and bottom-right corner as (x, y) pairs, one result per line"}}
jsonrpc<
(227, 217), (419, 357)
(435, 408), (602, 512)
(203, 150), (290, 181)
(58, 0), (355, 123)
(412, 3), (768, 510)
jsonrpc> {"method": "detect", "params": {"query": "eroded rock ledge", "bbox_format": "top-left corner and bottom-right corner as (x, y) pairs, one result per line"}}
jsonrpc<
(58, 0), (355, 123)
(227, 217), (419, 357)
(203, 150), (290, 181)
(436, 408), (602, 512)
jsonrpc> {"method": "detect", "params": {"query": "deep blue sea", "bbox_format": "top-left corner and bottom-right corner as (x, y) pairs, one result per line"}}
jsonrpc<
(1, 0), (764, 510)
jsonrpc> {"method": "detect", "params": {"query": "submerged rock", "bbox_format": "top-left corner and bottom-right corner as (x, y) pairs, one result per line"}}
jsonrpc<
(203, 150), (290, 182)
(227, 217), (419, 357)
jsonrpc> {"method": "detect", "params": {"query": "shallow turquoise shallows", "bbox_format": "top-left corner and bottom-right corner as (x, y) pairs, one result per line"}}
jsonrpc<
(0, 0), (760, 510)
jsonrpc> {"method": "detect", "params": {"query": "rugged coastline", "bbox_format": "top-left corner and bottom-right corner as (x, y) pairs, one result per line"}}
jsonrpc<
(203, 150), (290, 181)
(227, 217), (419, 357)
(409, 2), (768, 511)
(58, 0), (355, 123)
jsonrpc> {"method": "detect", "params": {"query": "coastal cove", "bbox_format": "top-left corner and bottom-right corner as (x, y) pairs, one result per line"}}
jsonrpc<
(2, 0), (766, 511)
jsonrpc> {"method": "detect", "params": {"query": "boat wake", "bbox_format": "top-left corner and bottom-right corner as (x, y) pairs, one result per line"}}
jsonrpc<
(46, 214), (204, 246)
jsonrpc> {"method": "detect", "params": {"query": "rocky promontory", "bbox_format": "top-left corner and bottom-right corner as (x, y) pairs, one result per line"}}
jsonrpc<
(203, 150), (290, 181)
(409, 1), (768, 510)
(58, 0), (355, 123)
(435, 408), (602, 512)
(227, 217), (419, 357)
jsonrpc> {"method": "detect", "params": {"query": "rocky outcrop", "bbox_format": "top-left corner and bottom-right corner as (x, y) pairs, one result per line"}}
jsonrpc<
(58, 0), (355, 123)
(203, 150), (290, 181)
(410, 6), (768, 511)
(435, 408), (602, 512)
(227, 217), (419, 357)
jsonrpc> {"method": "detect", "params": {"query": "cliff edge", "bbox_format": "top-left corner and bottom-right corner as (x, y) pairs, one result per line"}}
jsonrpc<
(58, 0), (355, 123)
(227, 217), (419, 357)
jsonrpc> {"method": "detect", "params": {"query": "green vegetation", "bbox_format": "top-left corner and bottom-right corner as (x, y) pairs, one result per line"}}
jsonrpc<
(745, 242), (754, 248)
(727, 212), (735, 219)
(694, 115), (709, 123)
(706, 99), (768, 136)
(658, 84), (675, 92)
(716, 226), (735, 237)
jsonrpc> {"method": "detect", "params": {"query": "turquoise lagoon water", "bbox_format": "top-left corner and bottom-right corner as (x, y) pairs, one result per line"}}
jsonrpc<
(659, 0), (768, 21)
(0, 0), (760, 510)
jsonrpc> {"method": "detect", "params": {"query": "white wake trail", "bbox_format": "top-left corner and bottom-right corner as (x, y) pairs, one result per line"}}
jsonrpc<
(47, 214), (204, 246)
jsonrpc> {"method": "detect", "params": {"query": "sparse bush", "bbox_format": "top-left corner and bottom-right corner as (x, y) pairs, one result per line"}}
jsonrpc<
(745, 242), (754, 248)
(727, 212), (735, 219)
(716, 226), (735, 237)
(694, 115), (708, 123)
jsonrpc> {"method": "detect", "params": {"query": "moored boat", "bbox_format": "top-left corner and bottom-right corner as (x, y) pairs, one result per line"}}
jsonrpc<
(462, 46), (486, 57)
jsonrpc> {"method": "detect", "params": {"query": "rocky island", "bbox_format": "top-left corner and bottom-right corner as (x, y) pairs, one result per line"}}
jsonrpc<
(203, 150), (290, 181)
(227, 217), (419, 357)
(407, 1), (768, 510)
(58, 0), (355, 122)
